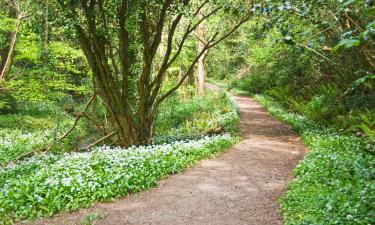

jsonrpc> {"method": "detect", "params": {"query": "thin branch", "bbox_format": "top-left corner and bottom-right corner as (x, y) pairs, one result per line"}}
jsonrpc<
(78, 131), (117, 151)
(155, 14), (252, 107)
(149, 5), (223, 102)
(6, 95), (95, 166)
(166, 6), (222, 68)
(296, 43), (334, 63)
(47, 95), (95, 151)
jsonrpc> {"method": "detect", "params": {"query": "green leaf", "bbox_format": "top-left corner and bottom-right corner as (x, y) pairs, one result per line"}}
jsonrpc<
(341, 0), (356, 7)
(365, 20), (375, 30)
(333, 39), (361, 52)
(363, 8), (375, 16)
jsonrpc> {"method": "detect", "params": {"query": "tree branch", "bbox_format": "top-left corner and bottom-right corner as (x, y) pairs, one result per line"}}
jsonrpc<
(78, 131), (117, 151)
(155, 13), (252, 108)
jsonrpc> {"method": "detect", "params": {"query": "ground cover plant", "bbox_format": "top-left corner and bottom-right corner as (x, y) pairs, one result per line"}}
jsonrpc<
(0, 84), (240, 224)
(156, 89), (239, 136)
(0, 134), (239, 224)
(0, 102), (89, 166)
(255, 95), (375, 225)
(1, 0), (374, 224)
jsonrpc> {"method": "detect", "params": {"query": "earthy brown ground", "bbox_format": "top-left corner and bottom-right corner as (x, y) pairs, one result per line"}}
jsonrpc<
(26, 84), (306, 225)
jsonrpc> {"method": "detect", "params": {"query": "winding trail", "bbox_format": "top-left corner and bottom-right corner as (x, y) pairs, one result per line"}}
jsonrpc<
(32, 84), (306, 225)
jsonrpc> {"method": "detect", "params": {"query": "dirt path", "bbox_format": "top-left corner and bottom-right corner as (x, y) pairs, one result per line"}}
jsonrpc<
(31, 84), (306, 225)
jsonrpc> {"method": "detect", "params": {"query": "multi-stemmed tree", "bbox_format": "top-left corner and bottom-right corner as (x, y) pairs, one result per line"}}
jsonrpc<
(58, 0), (254, 146)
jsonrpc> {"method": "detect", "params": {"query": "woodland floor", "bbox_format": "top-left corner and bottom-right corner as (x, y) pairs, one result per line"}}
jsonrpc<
(26, 84), (306, 225)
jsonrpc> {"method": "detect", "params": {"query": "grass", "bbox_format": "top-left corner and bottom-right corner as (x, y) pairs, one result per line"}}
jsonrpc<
(80, 212), (103, 225)
(255, 95), (375, 225)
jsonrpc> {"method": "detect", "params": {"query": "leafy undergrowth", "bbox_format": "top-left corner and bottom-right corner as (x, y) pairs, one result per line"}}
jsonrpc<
(0, 134), (239, 224)
(206, 78), (250, 96)
(255, 95), (375, 225)
(156, 89), (239, 136)
(0, 102), (88, 166)
(0, 88), (238, 167)
(0, 88), (241, 224)
(0, 81), (241, 223)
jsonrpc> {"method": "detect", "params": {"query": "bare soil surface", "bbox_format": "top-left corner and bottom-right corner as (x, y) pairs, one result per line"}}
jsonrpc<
(28, 84), (306, 225)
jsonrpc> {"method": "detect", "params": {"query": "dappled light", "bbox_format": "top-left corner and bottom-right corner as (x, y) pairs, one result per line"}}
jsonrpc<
(0, 0), (373, 224)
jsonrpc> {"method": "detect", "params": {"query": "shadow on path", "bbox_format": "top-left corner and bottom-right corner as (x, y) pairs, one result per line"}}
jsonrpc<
(30, 83), (306, 225)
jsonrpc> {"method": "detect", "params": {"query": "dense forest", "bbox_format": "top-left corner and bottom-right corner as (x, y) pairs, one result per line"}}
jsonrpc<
(0, 0), (374, 224)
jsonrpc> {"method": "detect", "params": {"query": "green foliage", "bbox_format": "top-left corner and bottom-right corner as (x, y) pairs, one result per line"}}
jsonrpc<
(255, 95), (375, 225)
(156, 87), (239, 136)
(289, 85), (345, 125)
(14, 33), (40, 65)
(0, 134), (239, 224)
(80, 213), (103, 225)
(8, 34), (91, 103)
(0, 84), (17, 114)
(209, 12), (374, 136)
(333, 38), (361, 52)
(0, 101), (90, 166)
(229, 74), (269, 94)
(0, 82), (240, 223)
(340, 109), (375, 138)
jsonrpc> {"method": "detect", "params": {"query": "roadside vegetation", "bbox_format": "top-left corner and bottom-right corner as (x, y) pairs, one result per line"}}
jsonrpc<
(208, 1), (374, 224)
(1, 0), (245, 223)
(1, 76), (240, 224)
(0, 133), (238, 223)
(256, 96), (374, 225)
(0, 0), (373, 224)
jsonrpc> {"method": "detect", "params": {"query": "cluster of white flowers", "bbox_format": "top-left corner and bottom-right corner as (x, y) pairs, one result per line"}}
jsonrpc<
(0, 128), (58, 165)
(0, 133), (238, 222)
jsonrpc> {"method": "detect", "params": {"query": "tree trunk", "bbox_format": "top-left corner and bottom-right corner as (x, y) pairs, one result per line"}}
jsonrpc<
(0, 13), (23, 81)
(44, 0), (49, 51)
(101, 98), (155, 146)
(63, 1), (251, 148)
(197, 10), (207, 95)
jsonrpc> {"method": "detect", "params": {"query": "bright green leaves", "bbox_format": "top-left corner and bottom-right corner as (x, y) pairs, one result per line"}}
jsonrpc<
(256, 95), (375, 225)
(345, 74), (375, 94)
(0, 134), (238, 223)
(333, 38), (361, 52)
(366, 20), (375, 30)
(0, 16), (16, 33)
(333, 18), (375, 52)
(340, 0), (357, 8)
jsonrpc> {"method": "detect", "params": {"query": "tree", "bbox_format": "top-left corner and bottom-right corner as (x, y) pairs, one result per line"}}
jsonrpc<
(58, 0), (253, 147)
(196, 8), (207, 95)
(0, 0), (27, 81)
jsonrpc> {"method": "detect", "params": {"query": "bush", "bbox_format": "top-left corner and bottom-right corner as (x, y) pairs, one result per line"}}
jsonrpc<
(229, 74), (269, 94)
(287, 84), (345, 125)
(0, 85), (16, 114)
(255, 95), (375, 225)
(156, 89), (239, 136)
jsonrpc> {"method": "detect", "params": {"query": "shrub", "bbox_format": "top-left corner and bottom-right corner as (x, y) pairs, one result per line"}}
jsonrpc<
(0, 85), (16, 114)
(156, 90), (239, 136)
(255, 95), (375, 225)
(229, 74), (269, 94)
(0, 101), (89, 166)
